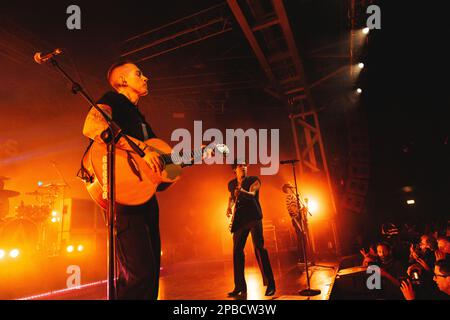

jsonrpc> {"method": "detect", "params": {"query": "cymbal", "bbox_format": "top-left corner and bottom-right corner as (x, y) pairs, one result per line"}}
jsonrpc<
(0, 189), (20, 198)
(40, 183), (67, 188)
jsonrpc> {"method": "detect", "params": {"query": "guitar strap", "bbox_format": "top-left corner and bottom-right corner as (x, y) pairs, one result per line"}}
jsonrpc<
(141, 123), (149, 141)
(126, 151), (143, 181)
(77, 139), (94, 183)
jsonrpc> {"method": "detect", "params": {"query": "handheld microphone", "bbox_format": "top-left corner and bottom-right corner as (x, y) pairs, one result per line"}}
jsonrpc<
(34, 48), (63, 64)
(280, 159), (299, 164)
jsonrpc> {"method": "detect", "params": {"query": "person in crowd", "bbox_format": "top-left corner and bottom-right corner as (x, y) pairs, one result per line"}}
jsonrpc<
(436, 236), (450, 262)
(401, 257), (450, 300)
(361, 242), (405, 287)
(409, 234), (437, 274)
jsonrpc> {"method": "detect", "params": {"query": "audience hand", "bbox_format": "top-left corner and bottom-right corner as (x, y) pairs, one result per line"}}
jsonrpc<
(360, 248), (370, 258)
(400, 279), (416, 300)
(435, 250), (446, 262)
(360, 248), (375, 266)
(410, 244), (419, 260)
(415, 257), (430, 271)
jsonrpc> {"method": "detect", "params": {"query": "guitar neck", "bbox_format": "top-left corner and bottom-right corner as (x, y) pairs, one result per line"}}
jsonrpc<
(159, 148), (205, 166)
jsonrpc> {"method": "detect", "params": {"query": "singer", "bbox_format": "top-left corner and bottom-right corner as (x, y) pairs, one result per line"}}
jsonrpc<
(81, 60), (163, 299)
(226, 159), (276, 298)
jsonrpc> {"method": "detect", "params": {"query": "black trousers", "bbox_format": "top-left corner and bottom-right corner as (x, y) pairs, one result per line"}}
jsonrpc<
(291, 217), (305, 262)
(232, 219), (275, 291)
(115, 196), (160, 300)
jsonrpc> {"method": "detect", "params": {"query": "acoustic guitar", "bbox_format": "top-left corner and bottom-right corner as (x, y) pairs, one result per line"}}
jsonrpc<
(81, 138), (229, 209)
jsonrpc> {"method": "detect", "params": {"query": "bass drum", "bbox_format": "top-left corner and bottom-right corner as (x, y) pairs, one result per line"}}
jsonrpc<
(0, 218), (39, 253)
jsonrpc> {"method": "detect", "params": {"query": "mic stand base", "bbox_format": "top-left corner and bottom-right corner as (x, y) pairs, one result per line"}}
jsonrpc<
(298, 288), (321, 297)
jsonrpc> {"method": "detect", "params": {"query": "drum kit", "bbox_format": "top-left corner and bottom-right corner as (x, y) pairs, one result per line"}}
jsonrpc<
(0, 176), (68, 256)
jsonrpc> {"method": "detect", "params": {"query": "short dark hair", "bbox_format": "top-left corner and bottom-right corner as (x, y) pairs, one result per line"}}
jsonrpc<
(422, 234), (438, 250)
(376, 241), (392, 251)
(106, 59), (135, 85)
(435, 257), (450, 275)
(231, 158), (247, 170)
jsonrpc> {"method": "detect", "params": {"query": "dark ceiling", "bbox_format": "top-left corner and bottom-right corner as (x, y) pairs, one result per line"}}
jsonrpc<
(0, 1), (448, 229)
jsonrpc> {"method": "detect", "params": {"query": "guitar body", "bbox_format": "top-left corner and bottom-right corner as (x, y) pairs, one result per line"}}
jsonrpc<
(83, 138), (182, 210)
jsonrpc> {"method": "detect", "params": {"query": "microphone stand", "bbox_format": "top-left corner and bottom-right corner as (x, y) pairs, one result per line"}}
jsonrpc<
(286, 161), (321, 296)
(47, 57), (145, 300)
(296, 194), (335, 270)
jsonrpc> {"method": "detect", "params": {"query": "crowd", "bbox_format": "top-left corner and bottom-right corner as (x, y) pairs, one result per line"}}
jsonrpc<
(359, 224), (450, 300)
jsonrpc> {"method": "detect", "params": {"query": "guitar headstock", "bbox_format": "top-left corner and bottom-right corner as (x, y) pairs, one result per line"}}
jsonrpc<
(215, 144), (230, 155)
(202, 143), (230, 157)
(186, 143), (230, 163)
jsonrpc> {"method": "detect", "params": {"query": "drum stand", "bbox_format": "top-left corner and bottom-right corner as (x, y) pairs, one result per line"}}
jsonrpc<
(45, 57), (145, 300)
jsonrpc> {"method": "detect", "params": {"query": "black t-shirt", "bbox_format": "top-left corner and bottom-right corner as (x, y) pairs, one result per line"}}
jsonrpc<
(97, 91), (156, 141)
(228, 176), (262, 232)
(95, 91), (158, 211)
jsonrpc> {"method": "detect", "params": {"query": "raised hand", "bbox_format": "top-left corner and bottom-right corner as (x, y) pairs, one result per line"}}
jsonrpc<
(435, 249), (446, 262)
(415, 257), (430, 271)
(360, 248), (369, 258)
(400, 279), (415, 300)
(360, 248), (375, 266)
(410, 244), (419, 260)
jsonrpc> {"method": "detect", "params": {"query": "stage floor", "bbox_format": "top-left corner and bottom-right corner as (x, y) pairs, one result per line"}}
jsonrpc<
(19, 256), (338, 300)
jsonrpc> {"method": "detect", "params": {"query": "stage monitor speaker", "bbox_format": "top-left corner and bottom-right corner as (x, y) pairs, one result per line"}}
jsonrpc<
(329, 266), (402, 300)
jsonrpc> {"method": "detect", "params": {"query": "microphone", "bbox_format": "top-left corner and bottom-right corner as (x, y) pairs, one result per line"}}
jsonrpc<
(34, 48), (63, 64)
(280, 159), (299, 164)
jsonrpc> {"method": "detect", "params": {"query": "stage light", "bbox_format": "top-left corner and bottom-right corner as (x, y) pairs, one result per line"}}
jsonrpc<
(0, 249), (5, 259)
(362, 27), (370, 35)
(51, 211), (58, 217)
(356, 88), (363, 94)
(406, 199), (415, 205)
(246, 268), (261, 300)
(77, 245), (84, 252)
(37, 181), (43, 187)
(307, 199), (319, 214)
(358, 62), (365, 69)
(51, 217), (57, 223)
(161, 250), (163, 256)
(9, 249), (20, 258)
(402, 186), (413, 193)
(66, 245), (74, 253)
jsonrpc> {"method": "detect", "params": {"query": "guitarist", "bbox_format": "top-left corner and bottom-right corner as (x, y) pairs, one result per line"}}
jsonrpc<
(226, 160), (276, 297)
(82, 61), (163, 299)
